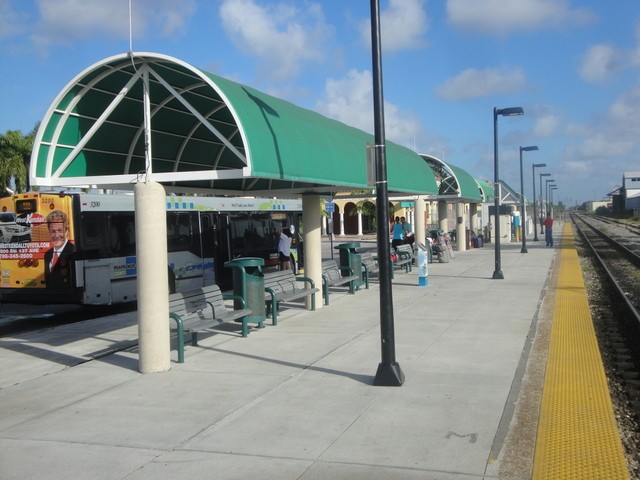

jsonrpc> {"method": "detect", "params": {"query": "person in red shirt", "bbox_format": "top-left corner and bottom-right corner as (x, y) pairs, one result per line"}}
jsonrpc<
(543, 213), (554, 247)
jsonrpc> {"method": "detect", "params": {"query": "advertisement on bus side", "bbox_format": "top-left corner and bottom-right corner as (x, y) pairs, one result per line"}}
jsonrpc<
(0, 194), (76, 289)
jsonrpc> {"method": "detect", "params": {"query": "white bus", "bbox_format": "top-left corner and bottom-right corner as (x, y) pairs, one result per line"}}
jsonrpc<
(0, 192), (302, 304)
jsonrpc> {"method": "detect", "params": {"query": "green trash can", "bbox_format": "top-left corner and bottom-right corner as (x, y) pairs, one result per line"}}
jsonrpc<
(224, 257), (265, 326)
(335, 242), (363, 288)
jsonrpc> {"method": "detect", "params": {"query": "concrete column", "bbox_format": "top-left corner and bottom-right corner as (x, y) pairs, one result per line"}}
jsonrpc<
(438, 200), (448, 233)
(135, 181), (170, 373)
(339, 211), (345, 236)
(455, 202), (466, 251)
(321, 215), (326, 236)
(415, 196), (426, 248)
(357, 211), (363, 236)
(303, 194), (323, 310)
(470, 203), (478, 235)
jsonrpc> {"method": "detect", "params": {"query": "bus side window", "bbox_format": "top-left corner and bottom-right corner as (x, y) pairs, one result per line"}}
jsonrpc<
(81, 213), (106, 258)
(167, 213), (192, 252)
(199, 214), (216, 257)
(109, 214), (136, 257)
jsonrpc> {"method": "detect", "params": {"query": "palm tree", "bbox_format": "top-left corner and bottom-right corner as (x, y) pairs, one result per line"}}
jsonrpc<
(0, 125), (37, 193)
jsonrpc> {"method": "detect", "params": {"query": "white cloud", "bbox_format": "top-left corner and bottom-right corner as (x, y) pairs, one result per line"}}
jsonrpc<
(530, 106), (562, 138)
(578, 44), (627, 83)
(31, 0), (195, 50)
(436, 67), (526, 100)
(0, 0), (25, 39)
(446, 0), (594, 35)
(316, 69), (423, 148)
(360, 0), (428, 52)
(560, 83), (640, 187)
(579, 38), (640, 83)
(219, 0), (332, 82)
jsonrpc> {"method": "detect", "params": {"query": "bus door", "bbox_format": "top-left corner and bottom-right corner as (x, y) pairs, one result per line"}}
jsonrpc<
(211, 213), (233, 291)
(78, 212), (113, 305)
(197, 212), (221, 287)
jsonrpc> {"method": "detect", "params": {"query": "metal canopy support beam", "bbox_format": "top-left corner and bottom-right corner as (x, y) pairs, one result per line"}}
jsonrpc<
(147, 65), (247, 166)
(48, 65), (145, 179)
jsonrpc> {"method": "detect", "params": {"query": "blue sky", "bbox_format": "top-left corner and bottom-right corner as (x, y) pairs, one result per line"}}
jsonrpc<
(1, 0), (639, 205)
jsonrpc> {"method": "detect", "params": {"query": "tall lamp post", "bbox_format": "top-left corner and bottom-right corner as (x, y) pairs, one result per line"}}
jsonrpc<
(539, 173), (551, 234)
(550, 186), (559, 215)
(370, 0), (404, 386)
(519, 145), (538, 253)
(545, 179), (555, 216)
(532, 163), (546, 241)
(492, 106), (524, 280)
(547, 180), (557, 213)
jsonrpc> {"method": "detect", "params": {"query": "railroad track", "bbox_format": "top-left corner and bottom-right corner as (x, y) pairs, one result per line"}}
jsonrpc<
(571, 212), (640, 430)
(572, 213), (640, 475)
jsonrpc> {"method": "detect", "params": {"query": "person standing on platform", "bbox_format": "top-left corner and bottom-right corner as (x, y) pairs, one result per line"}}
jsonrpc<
(392, 216), (404, 251)
(543, 213), (554, 247)
(278, 227), (292, 271)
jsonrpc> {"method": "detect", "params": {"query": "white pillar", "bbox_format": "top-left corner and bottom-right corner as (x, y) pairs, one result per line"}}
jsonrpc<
(470, 203), (478, 235)
(357, 211), (363, 236)
(415, 196), (426, 247)
(303, 194), (323, 310)
(455, 202), (466, 251)
(321, 215), (327, 236)
(135, 181), (170, 373)
(339, 211), (345, 236)
(438, 200), (448, 233)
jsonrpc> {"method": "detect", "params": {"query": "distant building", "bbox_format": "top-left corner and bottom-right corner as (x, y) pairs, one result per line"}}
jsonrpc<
(586, 201), (609, 212)
(623, 171), (640, 216)
(608, 186), (625, 215)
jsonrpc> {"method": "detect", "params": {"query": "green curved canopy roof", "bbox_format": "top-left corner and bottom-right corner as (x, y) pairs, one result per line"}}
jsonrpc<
(419, 154), (482, 201)
(475, 178), (494, 201)
(30, 52), (438, 196)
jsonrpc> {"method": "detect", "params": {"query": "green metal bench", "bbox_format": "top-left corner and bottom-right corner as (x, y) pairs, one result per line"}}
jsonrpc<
(169, 284), (251, 363)
(263, 270), (319, 325)
(360, 252), (379, 289)
(321, 259), (360, 305)
(393, 244), (414, 273)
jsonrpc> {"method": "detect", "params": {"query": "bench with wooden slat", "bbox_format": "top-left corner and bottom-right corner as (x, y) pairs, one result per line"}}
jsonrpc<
(263, 270), (319, 325)
(169, 284), (251, 363)
(321, 259), (360, 306)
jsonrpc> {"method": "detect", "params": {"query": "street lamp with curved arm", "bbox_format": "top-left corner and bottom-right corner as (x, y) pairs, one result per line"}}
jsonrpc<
(493, 106), (524, 280)
(519, 145), (538, 253)
(549, 184), (558, 215)
(539, 173), (551, 233)
(532, 163), (546, 241)
(545, 179), (555, 218)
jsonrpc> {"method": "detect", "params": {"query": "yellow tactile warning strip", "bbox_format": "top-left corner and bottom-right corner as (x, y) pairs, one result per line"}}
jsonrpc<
(532, 223), (629, 479)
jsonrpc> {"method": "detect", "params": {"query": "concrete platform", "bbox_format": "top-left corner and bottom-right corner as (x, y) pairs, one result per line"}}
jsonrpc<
(0, 235), (557, 480)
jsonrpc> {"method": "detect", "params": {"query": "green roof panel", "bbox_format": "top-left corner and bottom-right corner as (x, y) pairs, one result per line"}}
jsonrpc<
(31, 53), (438, 196)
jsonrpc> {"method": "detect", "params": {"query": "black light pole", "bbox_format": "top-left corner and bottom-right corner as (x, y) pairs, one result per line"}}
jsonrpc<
(545, 179), (555, 216)
(492, 106), (524, 280)
(539, 173), (550, 234)
(519, 146), (538, 253)
(544, 178), (556, 218)
(532, 163), (546, 241)
(550, 186), (559, 215)
(370, 0), (403, 387)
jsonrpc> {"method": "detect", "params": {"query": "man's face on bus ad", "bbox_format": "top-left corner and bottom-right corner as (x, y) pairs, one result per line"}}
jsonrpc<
(48, 222), (67, 249)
